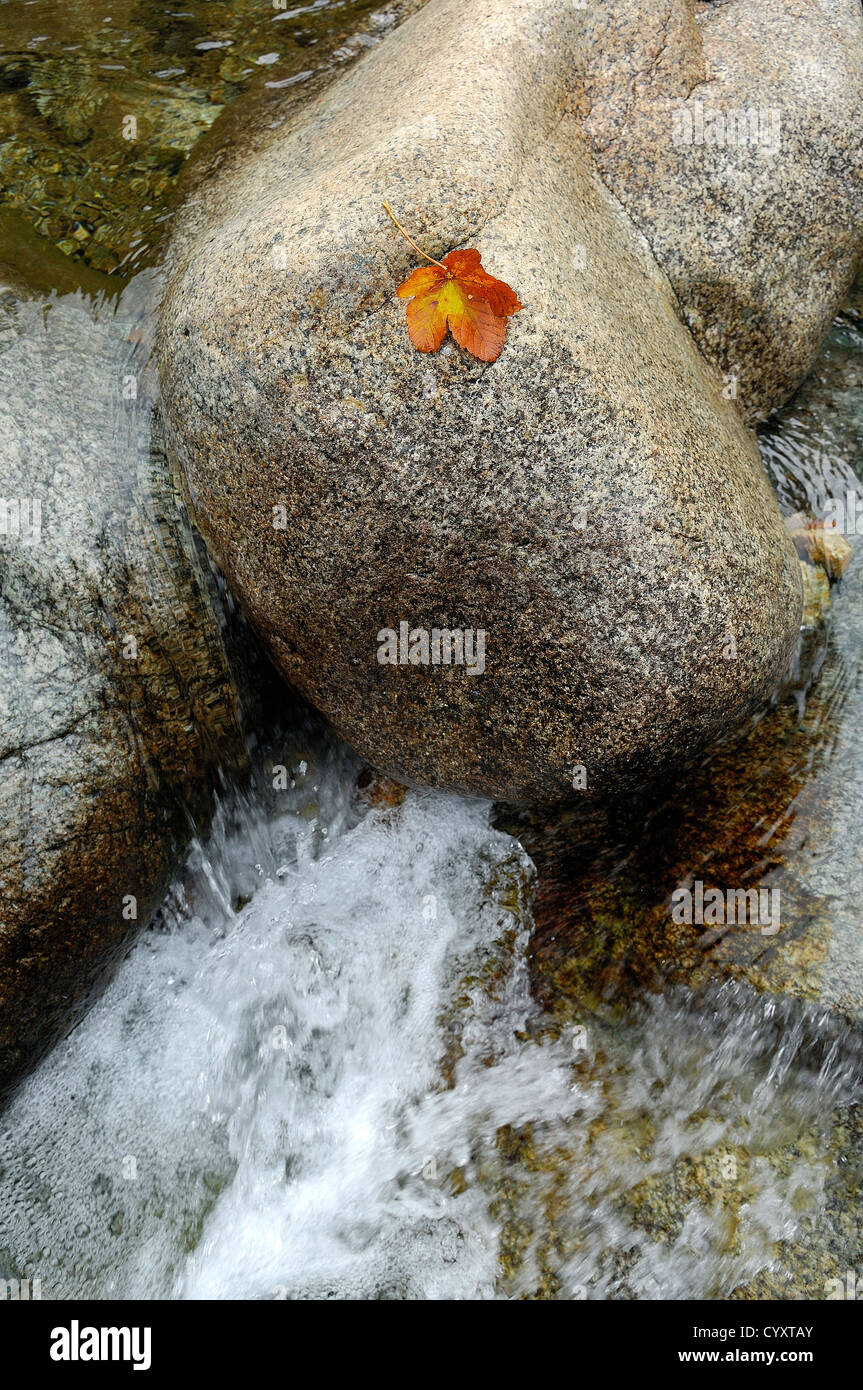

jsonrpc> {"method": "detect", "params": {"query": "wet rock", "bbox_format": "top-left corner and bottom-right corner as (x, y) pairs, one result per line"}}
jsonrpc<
(158, 0), (802, 805)
(500, 311), (863, 1033)
(583, 0), (863, 423)
(790, 521), (853, 581)
(842, 264), (863, 327)
(474, 978), (863, 1300)
(0, 280), (269, 1101)
(0, 207), (122, 300)
(798, 560), (831, 629)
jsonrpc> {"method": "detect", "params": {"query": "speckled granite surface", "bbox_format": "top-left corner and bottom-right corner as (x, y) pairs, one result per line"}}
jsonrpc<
(584, 0), (863, 423)
(0, 285), (254, 1098)
(159, 0), (817, 804)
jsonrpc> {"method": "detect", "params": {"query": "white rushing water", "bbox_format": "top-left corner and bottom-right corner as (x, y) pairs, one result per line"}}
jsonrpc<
(1, 728), (860, 1300)
(0, 736), (575, 1299)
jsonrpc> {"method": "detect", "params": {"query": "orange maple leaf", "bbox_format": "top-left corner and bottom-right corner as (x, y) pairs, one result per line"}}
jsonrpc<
(384, 202), (522, 363)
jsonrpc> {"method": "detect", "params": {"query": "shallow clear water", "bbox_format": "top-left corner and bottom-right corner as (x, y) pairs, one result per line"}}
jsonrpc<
(0, 0), (406, 272)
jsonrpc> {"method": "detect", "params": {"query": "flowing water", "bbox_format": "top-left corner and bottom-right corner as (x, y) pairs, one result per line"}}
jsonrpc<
(3, 724), (861, 1300)
(1, 1), (861, 1300)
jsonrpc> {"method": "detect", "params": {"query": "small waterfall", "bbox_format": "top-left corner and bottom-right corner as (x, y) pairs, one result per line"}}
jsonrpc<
(2, 728), (859, 1299)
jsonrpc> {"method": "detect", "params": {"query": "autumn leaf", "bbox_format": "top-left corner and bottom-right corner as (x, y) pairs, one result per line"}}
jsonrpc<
(384, 202), (522, 363)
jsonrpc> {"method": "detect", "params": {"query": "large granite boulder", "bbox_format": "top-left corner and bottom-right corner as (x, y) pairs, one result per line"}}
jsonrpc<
(0, 272), (263, 1100)
(582, 0), (863, 423)
(158, 0), (807, 805)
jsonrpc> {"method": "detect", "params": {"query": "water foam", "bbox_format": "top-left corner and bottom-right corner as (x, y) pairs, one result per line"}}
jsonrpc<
(1, 738), (859, 1299)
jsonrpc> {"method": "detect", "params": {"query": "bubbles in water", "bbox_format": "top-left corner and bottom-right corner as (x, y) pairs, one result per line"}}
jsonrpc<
(0, 738), (859, 1299)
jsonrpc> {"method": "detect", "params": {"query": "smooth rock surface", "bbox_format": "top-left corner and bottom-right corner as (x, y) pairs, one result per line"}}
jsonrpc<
(0, 277), (262, 1100)
(159, 0), (803, 804)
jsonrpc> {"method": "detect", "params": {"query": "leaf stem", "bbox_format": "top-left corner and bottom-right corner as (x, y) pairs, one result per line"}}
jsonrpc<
(382, 201), (448, 272)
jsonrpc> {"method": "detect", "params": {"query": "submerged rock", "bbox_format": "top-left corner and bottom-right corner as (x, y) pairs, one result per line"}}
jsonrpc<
(0, 279), (271, 1101)
(159, 0), (803, 805)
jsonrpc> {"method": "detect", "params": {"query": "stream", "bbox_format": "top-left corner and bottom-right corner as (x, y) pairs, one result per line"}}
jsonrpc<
(1, 0), (861, 1301)
(3, 712), (862, 1299)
